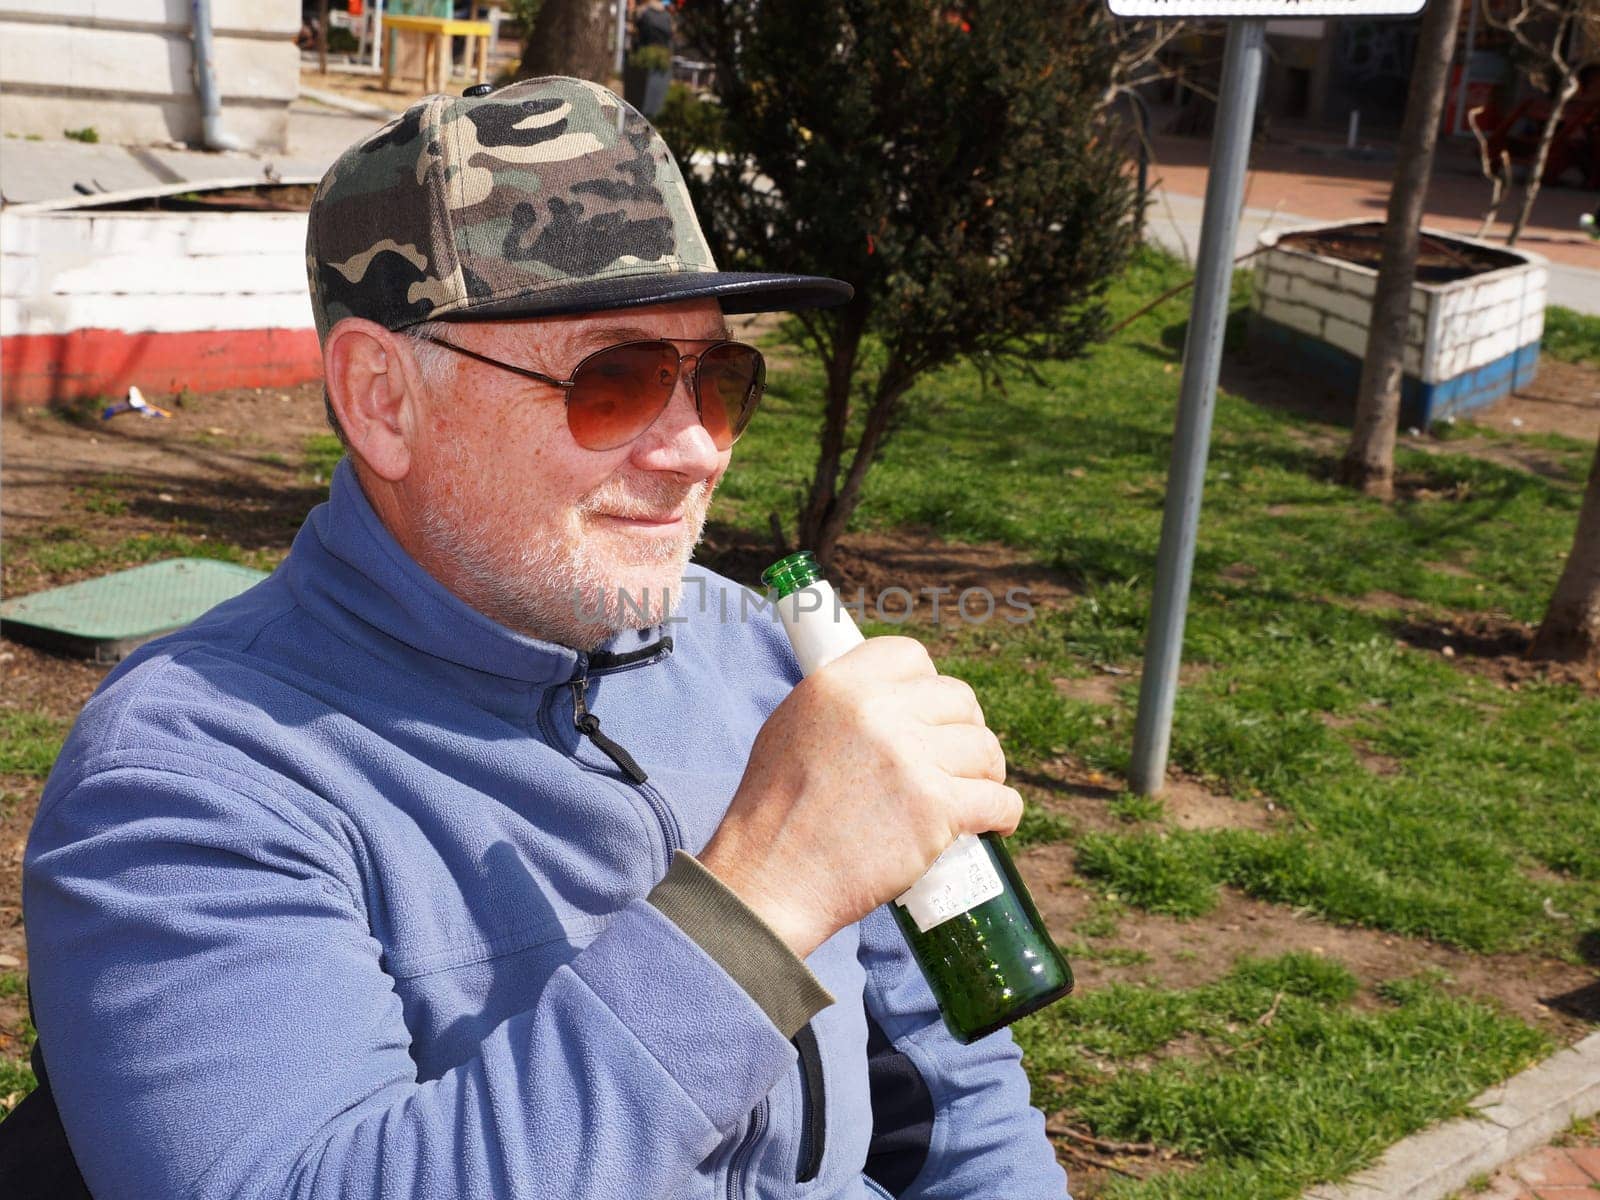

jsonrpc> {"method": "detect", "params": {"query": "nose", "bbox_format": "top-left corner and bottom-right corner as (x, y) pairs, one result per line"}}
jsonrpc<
(627, 361), (724, 479)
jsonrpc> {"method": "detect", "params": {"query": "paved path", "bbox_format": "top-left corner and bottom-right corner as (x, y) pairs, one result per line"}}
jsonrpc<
(1146, 189), (1600, 317)
(1470, 1128), (1600, 1200)
(0, 95), (387, 206)
(1305, 1032), (1600, 1200)
(1145, 127), (1600, 316)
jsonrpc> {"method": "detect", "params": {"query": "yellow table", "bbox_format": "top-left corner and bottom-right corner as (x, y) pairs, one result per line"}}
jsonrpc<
(381, 14), (494, 93)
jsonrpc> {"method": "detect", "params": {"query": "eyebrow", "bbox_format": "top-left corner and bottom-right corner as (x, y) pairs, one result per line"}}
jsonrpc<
(577, 322), (734, 348)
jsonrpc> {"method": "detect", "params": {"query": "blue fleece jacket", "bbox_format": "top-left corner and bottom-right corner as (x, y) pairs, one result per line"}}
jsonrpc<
(23, 461), (1069, 1200)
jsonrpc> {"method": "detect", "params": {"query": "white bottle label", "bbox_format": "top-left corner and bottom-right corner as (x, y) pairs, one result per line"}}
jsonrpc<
(775, 581), (865, 675)
(775, 578), (1002, 932)
(894, 833), (1004, 933)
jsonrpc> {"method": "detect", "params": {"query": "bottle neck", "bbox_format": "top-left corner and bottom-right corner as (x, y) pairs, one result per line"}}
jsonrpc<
(762, 550), (823, 599)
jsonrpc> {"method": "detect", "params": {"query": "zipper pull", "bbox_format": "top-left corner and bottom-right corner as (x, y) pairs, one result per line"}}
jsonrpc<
(570, 677), (649, 784)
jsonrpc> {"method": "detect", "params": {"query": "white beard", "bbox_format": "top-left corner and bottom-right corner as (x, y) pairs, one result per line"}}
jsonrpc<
(416, 447), (713, 650)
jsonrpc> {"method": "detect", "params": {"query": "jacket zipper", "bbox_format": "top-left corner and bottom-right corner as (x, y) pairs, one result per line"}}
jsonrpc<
(543, 640), (684, 868)
(725, 1098), (769, 1200)
(570, 676), (648, 783)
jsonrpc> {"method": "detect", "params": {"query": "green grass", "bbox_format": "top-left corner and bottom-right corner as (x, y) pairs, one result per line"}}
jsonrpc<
(1012, 803), (1077, 848)
(0, 1041), (36, 1114)
(306, 433), (344, 479)
(0, 711), (68, 777)
(2, 247), (1588, 1188)
(720, 246), (1600, 957)
(0, 974), (35, 1115)
(1014, 954), (1549, 1199)
(73, 474), (130, 517)
(1542, 305), (1600, 366)
(7, 530), (279, 580)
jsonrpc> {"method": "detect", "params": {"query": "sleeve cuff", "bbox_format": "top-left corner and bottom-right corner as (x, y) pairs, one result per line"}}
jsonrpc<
(646, 850), (835, 1038)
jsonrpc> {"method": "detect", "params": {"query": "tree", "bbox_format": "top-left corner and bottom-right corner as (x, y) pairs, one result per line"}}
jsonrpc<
(517, 0), (614, 82)
(1533, 444), (1600, 663)
(1483, 0), (1600, 247)
(672, 0), (1139, 567)
(1339, 0), (1462, 499)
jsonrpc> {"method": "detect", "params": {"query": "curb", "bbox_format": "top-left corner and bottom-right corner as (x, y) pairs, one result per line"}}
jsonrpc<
(1304, 1031), (1600, 1200)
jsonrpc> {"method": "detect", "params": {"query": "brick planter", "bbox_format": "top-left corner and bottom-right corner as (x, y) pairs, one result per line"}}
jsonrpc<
(1249, 221), (1548, 428)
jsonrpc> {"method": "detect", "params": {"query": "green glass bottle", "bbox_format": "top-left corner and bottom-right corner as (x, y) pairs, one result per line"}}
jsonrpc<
(761, 551), (1073, 1043)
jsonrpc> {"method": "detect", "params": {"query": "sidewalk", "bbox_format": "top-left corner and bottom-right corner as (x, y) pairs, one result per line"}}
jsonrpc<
(1472, 1125), (1600, 1200)
(0, 94), (388, 207)
(1145, 128), (1600, 316)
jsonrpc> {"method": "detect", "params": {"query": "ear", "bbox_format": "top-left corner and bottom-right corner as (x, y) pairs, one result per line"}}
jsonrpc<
(325, 318), (425, 482)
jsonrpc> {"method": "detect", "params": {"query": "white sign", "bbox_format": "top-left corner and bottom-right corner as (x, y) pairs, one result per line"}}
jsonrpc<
(1107, 0), (1424, 16)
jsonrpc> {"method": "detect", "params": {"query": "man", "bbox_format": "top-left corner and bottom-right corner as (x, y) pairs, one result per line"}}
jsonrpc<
(19, 77), (1068, 1199)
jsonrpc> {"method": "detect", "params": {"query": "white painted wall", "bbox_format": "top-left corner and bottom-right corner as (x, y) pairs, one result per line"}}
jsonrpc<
(1, 208), (315, 335)
(0, 0), (300, 151)
(1251, 224), (1547, 385)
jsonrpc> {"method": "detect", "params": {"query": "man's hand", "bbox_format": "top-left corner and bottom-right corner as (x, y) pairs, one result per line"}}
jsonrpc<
(698, 637), (1023, 958)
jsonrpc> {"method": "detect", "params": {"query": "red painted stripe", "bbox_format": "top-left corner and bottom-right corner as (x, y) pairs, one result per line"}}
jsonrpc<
(1, 327), (324, 408)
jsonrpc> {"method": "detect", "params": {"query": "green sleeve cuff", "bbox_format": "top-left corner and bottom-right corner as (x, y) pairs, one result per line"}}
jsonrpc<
(646, 850), (835, 1038)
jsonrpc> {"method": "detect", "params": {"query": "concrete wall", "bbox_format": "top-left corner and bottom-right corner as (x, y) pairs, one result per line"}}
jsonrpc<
(1, 206), (321, 405)
(1, 207), (314, 337)
(0, 0), (300, 152)
(1254, 244), (1427, 377)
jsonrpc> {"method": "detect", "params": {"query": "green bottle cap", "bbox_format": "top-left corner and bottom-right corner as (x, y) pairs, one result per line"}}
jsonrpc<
(761, 550), (823, 598)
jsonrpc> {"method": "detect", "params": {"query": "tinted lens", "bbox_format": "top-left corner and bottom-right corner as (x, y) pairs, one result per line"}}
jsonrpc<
(696, 343), (765, 449)
(566, 342), (679, 450)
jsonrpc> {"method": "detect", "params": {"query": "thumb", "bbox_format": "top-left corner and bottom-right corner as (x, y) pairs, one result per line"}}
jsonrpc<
(948, 779), (1024, 839)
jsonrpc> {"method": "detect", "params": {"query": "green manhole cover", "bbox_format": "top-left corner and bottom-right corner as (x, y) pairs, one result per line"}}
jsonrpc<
(1, 558), (269, 663)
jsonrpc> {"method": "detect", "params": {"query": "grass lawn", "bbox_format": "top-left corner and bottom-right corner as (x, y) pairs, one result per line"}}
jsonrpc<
(1, 254), (1595, 1195)
(715, 256), (1599, 1194)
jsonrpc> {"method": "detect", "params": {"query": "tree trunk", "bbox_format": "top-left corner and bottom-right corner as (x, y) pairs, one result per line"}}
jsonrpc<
(518, 0), (613, 82)
(796, 306), (868, 565)
(1507, 72), (1580, 247)
(805, 371), (909, 570)
(1339, 0), (1462, 499)
(1532, 437), (1600, 663)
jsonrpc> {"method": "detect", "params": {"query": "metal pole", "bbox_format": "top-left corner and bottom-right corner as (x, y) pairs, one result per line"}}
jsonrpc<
(615, 0), (628, 80)
(319, 0), (330, 75)
(1129, 18), (1267, 796)
(1453, 0), (1478, 136)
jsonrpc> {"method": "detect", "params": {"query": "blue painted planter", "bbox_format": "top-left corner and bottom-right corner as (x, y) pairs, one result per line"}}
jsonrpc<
(1248, 221), (1548, 428)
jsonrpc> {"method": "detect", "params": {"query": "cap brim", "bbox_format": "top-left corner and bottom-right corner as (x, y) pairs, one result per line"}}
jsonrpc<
(431, 271), (853, 323)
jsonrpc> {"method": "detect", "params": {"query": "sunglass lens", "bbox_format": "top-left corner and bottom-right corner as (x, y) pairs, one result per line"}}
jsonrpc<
(566, 342), (679, 450)
(697, 343), (765, 449)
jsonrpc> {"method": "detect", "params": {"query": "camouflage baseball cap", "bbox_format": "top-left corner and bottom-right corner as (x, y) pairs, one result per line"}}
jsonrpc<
(306, 76), (851, 341)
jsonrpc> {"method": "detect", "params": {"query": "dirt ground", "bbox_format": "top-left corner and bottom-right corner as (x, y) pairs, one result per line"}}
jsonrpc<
(2, 354), (1599, 1176)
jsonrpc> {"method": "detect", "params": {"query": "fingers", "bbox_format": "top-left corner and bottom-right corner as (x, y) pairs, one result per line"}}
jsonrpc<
(829, 635), (936, 682)
(931, 722), (1007, 783)
(946, 778), (1025, 839)
(892, 675), (985, 727)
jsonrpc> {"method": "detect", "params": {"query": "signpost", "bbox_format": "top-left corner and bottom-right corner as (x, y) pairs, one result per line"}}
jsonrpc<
(1114, 0), (1426, 796)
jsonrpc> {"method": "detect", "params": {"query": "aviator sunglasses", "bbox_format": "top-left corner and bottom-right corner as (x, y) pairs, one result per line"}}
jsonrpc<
(415, 333), (767, 453)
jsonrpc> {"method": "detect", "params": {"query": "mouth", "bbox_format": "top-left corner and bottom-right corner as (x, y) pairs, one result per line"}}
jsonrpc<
(593, 510), (686, 529)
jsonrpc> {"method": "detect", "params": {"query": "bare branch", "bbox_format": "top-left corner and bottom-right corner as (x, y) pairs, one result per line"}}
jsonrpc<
(1468, 105), (1512, 238)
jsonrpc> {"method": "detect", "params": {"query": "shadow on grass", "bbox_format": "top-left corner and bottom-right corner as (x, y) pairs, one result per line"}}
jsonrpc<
(1543, 980), (1600, 1023)
(1578, 929), (1600, 966)
(1390, 616), (1531, 659)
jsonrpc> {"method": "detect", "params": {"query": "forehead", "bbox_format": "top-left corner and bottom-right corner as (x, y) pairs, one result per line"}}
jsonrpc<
(529, 299), (728, 346)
